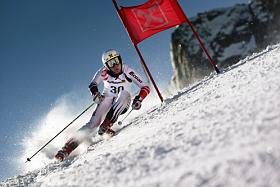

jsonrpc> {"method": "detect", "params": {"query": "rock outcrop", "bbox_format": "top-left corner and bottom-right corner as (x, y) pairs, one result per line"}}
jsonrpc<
(170, 0), (280, 89)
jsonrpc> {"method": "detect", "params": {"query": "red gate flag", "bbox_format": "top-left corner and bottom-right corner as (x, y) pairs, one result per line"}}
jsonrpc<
(119, 0), (187, 45)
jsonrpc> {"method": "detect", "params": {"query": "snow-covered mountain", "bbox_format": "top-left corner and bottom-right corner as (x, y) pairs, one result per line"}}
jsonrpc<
(1, 44), (280, 186)
(171, 0), (280, 89)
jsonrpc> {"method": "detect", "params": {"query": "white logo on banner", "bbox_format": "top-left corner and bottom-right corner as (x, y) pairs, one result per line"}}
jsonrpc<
(132, 1), (168, 32)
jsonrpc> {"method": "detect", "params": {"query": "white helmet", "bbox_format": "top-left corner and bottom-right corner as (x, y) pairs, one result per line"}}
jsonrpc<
(102, 49), (122, 69)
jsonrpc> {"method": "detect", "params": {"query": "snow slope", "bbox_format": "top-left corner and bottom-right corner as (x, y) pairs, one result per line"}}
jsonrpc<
(1, 44), (280, 186)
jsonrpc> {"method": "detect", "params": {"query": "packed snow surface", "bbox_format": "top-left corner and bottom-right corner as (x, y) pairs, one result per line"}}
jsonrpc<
(1, 45), (280, 186)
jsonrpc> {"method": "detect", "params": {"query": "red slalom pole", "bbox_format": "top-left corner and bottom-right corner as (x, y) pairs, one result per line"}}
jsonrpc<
(112, 0), (164, 102)
(184, 16), (220, 74)
(134, 44), (164, 102)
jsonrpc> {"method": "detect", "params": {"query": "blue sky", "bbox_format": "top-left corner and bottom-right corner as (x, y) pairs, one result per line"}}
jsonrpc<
(0, 0), (248, 180)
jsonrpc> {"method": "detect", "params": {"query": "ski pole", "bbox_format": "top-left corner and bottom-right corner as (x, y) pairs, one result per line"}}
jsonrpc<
(25, 102), (95, 163)
(118, 108), (133, 125)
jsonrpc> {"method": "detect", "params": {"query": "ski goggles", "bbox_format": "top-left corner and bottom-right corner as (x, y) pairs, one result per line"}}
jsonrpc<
(106, 57), (121, 68)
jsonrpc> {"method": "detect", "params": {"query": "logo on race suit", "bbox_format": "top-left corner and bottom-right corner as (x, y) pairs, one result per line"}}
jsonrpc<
(107, 80), (126, 84)
(129, 71), (143, 83)
(132, 1), (169, 32)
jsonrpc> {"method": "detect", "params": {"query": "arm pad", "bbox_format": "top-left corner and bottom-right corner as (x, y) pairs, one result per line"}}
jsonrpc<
(138, 86), (150, 101)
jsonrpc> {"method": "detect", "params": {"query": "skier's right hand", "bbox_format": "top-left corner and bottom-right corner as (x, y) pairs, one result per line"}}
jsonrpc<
(92, 92), (104, 104)
(132, 96), (142, 110)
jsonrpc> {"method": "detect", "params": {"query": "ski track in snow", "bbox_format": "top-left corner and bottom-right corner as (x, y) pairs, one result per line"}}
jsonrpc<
(1, 44), (280, 187)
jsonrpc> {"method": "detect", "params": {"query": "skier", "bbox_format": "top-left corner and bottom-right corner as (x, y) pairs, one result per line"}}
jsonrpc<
(55, 49), (150, 161)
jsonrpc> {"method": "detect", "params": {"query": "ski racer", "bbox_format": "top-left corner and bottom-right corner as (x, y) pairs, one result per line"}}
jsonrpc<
(55, 49), (150, 161)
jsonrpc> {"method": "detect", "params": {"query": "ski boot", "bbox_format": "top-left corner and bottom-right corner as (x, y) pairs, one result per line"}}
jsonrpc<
(54, 138), (79, 161)
(98, 118), (116, 137)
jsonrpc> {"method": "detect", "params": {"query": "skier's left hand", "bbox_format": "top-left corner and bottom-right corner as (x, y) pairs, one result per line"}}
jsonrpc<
(132, 96), (142, 110)
(92, 92), (104, 104)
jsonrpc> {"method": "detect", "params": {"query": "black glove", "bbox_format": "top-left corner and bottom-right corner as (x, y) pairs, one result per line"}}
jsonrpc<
(92, 92), (104, 104)
(132, 96), (142, 110)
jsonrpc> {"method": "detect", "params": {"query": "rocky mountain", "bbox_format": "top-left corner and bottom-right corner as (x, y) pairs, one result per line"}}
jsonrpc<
(170, 0), (280, 89)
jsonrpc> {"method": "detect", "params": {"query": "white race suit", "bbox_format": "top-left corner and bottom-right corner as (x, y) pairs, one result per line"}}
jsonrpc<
(76, 64), (150, 140)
